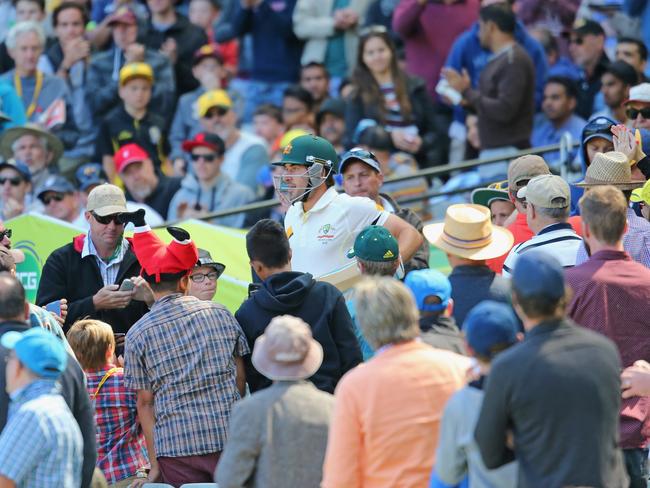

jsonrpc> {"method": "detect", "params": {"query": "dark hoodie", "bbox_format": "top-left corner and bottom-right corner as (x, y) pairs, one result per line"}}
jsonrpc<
(235, 271), (362, 394)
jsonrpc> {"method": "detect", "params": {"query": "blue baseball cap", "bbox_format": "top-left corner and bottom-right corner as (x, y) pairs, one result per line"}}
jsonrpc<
(0, 158), (31, 182)
(464, 300), (519, 359)
(1, 328), (67, 379)
(512, 250), (565, 300)
(404, 269), (452, 312)
(76, 163), (107, 192)
(36, 175), (76, 201)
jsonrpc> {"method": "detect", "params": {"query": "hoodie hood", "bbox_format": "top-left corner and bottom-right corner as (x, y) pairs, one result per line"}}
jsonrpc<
(253, 271), (316, 312)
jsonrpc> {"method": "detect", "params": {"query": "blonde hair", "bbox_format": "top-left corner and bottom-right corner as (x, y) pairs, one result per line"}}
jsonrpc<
(354, 276), (420, 349)
(580, 185), (627, 245)
(66, 319), (115, 370)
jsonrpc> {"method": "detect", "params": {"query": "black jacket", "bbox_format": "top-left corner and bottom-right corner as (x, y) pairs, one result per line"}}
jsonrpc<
(475, 319), (628, 488)
(36, 235), (149, 333)
(235, 271), (362, 394)
(126, 174), (181, 220)
(0, 321), (96, 488)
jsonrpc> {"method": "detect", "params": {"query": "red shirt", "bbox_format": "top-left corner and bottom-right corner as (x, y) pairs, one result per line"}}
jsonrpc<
(566, 250), (650, 449)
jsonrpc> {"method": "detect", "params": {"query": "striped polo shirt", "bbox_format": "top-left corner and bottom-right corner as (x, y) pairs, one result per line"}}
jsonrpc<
(502, 223), (583, 277)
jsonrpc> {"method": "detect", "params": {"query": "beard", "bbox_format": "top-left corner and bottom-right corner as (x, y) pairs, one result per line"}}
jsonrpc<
(128, 182), (155, 201)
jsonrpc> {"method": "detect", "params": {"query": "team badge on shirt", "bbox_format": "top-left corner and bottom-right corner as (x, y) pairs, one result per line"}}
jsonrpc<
(317, 224), (336, 242)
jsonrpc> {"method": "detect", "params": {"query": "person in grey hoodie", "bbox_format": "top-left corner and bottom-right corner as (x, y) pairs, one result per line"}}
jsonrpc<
(167, 132), (254, 227)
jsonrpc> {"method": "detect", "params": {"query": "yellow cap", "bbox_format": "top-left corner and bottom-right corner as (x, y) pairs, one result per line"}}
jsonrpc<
(119, 62), (154, 86)
(279, 128), (309, 150)
(631, 179), (650, 204)
(197, 90), (232, 117)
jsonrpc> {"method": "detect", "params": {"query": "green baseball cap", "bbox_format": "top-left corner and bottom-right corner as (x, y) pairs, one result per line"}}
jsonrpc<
(347, 225), (399, 262)
(272, 134), (339, 173)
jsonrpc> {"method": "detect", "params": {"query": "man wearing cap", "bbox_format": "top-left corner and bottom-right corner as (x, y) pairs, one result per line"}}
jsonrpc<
(36, 184), (153, 333)
(593, 60), (640, 123)
(475, 251), (628, 487)
(574, 151), (650, 267)
(216, 315), (334, 488)
(122, 221), (249, 486)
(114, 143), (181, 220)
(316, 98), (345, 154)
(631, 179), (650, 221)
(95, 62), (170, 181)
(566, 186), (650, 486)
(0, 123), (63, 194)
(502, 174), (582, 277)
(567, 18), (611, 119)
(0, 158), (32, 220)
(197, 89), (268, 192)
(86, 7), (176, 122)
(169, 44), (228, 172)
(471, 180), (515, 227)
(168, 131), (255, 228)
(188, 248), (225, 301)
(35, 174), (86, 227)
(435, 301), (518, 487)
(424, 203), (513, 326)
(237, 219), (361, 393)
(404, 269), (466, 355)
(625, 82), (650, 130)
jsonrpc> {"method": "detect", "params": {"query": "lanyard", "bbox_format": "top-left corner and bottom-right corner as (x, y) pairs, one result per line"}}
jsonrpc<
(92, 367), (121, 400)
(14, 70), (43, 118)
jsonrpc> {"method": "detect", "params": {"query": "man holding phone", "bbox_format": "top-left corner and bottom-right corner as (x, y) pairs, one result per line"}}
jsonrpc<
(36, 184), (154, 333)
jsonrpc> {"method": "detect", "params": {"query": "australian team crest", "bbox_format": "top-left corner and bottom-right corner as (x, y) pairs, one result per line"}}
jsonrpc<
(317, 223), (335, 241)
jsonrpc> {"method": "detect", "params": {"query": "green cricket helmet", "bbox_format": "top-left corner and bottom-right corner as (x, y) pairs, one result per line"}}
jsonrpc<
(272, 134), (339, 173)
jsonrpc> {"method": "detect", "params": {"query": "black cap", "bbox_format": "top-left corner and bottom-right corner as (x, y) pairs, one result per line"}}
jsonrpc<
(316, 98), (345, 127)
(604, 60), (639, 86)
(570, 18), (605, 37)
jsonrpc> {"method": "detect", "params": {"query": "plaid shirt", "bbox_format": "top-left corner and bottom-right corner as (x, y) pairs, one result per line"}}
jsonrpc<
(86, 366), (148, 484)
(0, 380), (83, 488)
(575, 208), (650, 268)
(124, 294), (249, 457)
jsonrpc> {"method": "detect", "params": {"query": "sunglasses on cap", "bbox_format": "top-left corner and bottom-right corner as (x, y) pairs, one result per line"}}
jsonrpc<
(343, 148), (379, 161)
(0, 229), (12, 240)
(359, 25), (387, 38)
(190, 153), (218, 163)
(626, 107), (650, 120)
(0, 176), (23, 186)
(91, 211), (124, 225)
(42, 193), (66, 205)
(205, 106), (229, 118)
(569, 37), (584, 45)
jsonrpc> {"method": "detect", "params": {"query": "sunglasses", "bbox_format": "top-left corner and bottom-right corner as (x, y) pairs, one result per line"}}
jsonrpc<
(626, 108), (650, 120)
(0, 176), (23, 186)
(190, 153), (218, 163)
(91, 211), (124, 225)
(0, 229), (11, 240)
(42, 193), (66, 205)
(570, 37), (584, 45)
(190, 270), (221, 283)
(343, 148), (378, 161)
(359, 25), (388, 38)
(205, 106), (229, 118)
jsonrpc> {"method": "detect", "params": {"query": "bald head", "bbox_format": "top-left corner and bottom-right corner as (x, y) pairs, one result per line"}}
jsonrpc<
(0, 273), (28, 321)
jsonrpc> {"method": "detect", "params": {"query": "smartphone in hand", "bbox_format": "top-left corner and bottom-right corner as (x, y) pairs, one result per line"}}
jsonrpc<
(45, 300), (62, 316)
(119, 279), (135, 292)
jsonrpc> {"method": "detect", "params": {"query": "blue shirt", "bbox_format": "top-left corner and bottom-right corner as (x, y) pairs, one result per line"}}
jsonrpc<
(531, 113), (586, 170)
(0, 380), (83, 488)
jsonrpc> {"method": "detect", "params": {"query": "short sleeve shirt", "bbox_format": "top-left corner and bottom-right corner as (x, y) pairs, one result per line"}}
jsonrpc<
(285, 187), (389, 277)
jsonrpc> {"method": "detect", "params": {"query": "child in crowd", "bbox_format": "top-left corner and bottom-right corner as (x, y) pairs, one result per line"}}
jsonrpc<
(67, 319), (149, 488)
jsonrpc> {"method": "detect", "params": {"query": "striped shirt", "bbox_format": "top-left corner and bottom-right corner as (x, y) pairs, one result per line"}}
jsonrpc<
(0, 380), (83, 488)
(575, 208), (650, 269)
(502, 223), (583, 277)
(124, 293), (250, 457)
(82, 232), (129, 286)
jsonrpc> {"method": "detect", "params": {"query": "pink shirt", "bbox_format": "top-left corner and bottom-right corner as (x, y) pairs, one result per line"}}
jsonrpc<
(322, 341), (470, 488)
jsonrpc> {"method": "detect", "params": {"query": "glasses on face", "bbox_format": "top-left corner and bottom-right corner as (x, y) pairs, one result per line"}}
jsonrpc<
(190, 271), (220, 283)
(91, 212), (124, 225)
(42, 193), (67, 205)
(0, 176), (23, 186)
(205, 106), (229, 118)
(0, 229), (12, 240)
(626, 107), (650, 120)
(190, 153), (218, 163)
(570, 37), (584, 45)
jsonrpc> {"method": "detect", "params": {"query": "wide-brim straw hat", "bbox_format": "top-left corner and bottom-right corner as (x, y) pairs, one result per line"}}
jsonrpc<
(576, 151), (645, 190)
(0, 124), (64, 162)
(424, 204), (514, 261)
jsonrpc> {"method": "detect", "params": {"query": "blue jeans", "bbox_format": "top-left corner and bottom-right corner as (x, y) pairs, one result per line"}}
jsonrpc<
(233, 79), (291, 124)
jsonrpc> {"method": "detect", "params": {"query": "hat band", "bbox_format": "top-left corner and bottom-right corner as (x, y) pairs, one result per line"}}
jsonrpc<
(441, 230), (493, 249)
(584, 175), (631, 185)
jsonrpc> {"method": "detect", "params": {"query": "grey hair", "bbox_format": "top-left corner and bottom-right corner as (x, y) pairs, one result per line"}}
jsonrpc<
(6, 21), (46, 50)
(11, 134), (50, 154)
(354, 276), (420, 350)
(536, 204), (569, 221)
(357, 257), (399, 277)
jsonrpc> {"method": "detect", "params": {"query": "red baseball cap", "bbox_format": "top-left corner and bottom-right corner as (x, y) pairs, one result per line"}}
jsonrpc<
(114, 143), (149, 173)
(107, 6), (137, 26)
(181, 132), (225, 154)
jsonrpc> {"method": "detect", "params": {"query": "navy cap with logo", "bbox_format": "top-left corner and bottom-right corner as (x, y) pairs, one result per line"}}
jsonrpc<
(76, 163), (107, 192)
(0, 158), (31, 182)
(570, 18), (605, 37)
(339, 148), (382, 175)
(36, 175), (75, 201)
(464, 300), (519, 359)
(512, 250), (565, 301)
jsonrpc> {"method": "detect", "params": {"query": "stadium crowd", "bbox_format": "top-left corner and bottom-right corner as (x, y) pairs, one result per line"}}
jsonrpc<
(0, 0), (649, 486)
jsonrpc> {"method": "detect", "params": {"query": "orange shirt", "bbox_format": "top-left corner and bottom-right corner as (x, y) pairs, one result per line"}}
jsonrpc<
(322, 341), (470, 488)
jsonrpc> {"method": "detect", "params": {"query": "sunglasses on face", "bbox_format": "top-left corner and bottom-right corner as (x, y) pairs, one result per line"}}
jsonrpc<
(626, 107), (650, 120)
(190, 271), (220, 283)
(570, 37), (584, 45)
(42, 193), (66, 205)
(205, 106), (229, 118)
(190, 153), (218, 163)
(0, 229), (12, 240)
(0, 176), (23, 186)
(91, 211), (124, 225)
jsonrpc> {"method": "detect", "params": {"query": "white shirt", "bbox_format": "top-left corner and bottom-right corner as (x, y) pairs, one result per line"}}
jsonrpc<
(502, 222), (583, 277)
(285, 186), (389, 278)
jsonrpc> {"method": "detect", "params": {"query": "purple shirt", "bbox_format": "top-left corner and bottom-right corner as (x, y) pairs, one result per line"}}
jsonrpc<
(566, 250), (650, 449)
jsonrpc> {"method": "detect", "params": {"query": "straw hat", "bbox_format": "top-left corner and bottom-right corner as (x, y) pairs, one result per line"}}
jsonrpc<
(0, 124), (64, 162)
(576, 151), (645, 189)
(252, 315), (323, 381)
(423, 204), (514, 260)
